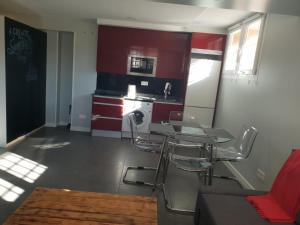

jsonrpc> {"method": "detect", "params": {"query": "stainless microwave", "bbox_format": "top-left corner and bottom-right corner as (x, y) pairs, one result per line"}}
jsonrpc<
(127, 55), (157, 77)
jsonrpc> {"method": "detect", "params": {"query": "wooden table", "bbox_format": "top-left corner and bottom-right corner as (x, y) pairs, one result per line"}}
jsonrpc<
(4, 187), (158, 225)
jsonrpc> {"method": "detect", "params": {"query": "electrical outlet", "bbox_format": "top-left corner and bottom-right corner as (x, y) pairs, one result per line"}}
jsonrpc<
(256, 168), (265, 181)
(79, 114), (87, 119)
(141, 81), (148, 86)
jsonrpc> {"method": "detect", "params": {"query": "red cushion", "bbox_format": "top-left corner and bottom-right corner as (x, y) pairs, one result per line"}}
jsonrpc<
(246, 149), (300, 223)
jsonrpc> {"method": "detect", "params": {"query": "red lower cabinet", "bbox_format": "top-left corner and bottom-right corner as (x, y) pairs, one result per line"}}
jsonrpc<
(91, 96), (123, 137)
(93, 96), (123, 105)
(152, 102), (184, 123)
(92, 103), (123, 119)
(91, 118), (122, 131)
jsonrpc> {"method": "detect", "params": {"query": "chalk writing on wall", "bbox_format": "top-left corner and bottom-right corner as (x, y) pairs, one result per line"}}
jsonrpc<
(7, 27), (33, 63)
(7, 27), (37, 81)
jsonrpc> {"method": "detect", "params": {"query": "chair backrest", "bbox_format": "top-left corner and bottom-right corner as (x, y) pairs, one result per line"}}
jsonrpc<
(169, 111), (183, 122)
(128, 113), (138, 143)
(183, 110), (204, 127)
(233, 125), (258, 159)
(174, 134), (215, 146)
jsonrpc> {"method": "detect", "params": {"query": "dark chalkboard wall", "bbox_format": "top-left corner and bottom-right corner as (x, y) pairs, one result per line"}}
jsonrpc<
(5, 18), (47, 143)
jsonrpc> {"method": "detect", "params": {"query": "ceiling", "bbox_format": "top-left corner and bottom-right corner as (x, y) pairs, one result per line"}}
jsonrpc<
(151, 0), (300, 17)
(0, 0), (252, 29)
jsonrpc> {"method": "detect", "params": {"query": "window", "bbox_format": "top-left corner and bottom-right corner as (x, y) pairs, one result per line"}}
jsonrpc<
(223, 14), (265, 76)
(223, 29), (241, 72)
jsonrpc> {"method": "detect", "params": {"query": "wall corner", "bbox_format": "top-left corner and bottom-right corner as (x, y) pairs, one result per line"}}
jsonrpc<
(0, 16), (7, 147)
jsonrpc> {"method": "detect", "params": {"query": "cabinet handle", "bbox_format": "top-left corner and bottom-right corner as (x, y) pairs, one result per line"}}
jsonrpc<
(92, 115), (122, 121)
(93, 102), (123, 107)
(92, 114), (101, 120)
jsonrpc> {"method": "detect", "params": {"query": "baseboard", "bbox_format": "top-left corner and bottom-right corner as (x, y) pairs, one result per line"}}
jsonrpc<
(223, 161), (256, 190)
(70, 126), (90, 133)
(45, 123), (57, 127)
(58, 121), (68, 126)
(26, 125), (44, 137)
(122, 131), (132, 138)
(5, 125), (44, 149)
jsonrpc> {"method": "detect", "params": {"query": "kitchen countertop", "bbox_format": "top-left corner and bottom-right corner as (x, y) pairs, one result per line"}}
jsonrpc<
(94, 90), (183, 105)
(153, 96), (183, 104)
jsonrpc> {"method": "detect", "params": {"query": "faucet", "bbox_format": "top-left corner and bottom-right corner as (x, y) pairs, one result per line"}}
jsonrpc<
(164, 82), (172, 99)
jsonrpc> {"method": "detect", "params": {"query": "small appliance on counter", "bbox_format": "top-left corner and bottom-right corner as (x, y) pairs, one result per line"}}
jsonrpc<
(127, 84), (137, 99)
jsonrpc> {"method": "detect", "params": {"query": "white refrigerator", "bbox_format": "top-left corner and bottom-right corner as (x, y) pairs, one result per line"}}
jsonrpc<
(184, 53), (222, 127)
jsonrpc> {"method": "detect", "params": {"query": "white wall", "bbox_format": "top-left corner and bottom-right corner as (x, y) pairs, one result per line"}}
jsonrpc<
(46, 30), (59, 127)
(5, 14), (98, 132)
(214, 14), (300, 190)
(0, 15), (7, 147)
(58, 32), (74, 125)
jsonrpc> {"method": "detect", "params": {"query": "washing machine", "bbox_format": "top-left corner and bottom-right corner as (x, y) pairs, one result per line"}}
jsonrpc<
(122, 99), (153, 138)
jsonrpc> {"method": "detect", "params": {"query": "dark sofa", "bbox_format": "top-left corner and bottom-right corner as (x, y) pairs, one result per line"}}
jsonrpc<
(194, 188), (300, 225)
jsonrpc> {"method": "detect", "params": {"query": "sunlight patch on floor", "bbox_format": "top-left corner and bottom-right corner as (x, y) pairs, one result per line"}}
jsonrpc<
(0, 178), (24, 202)
(0, 152), (47, 183)
(33, 142), (71, 150)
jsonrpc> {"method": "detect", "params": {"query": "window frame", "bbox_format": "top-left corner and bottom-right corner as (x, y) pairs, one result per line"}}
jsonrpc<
(223, 14), (266, 77)
(222, 26), (242, 76)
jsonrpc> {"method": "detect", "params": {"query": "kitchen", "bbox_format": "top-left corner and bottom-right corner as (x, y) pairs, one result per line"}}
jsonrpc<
(92, 25), (226, 138)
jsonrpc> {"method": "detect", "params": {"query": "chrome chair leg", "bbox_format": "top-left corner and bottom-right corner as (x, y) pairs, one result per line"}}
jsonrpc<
(200, 170), (208, 185)
(162, 145), (172, 181)
(206, 143), (214, 185)
(162, 155), (170, 183)
(152, 136), (168, 191)
(123, 166), (156, 187)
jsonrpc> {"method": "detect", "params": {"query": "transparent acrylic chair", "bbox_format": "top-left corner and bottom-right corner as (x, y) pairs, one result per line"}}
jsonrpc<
(183, 111), (199, 125)
(160, 134), (214, 214)
(168, 110), (204, 153)
(213, 125), (258, 185)
(128, 113), (162, 153)
(123, 113), (163, 187)
(169, 111), (183, 122)
(169, 110), (202, 128)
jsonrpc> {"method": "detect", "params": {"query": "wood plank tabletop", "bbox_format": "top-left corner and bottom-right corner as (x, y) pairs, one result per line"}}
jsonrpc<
(4, 187), (158, 225)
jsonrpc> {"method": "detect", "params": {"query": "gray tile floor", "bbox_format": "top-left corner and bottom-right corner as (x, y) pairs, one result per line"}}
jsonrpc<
(0, 127), (239, 224)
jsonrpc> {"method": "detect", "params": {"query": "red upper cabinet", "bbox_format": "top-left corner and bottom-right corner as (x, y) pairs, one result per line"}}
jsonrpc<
(155, 32), (191, 79)
(97, 26), (128, 75)
(97, 26), (191, 79)
(191, 33), (226, 52)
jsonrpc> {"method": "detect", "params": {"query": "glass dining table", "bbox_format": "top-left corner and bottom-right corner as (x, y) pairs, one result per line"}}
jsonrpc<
(149, 122), (235, 189)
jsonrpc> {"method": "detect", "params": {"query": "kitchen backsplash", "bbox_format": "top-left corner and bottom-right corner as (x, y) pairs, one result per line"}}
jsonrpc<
(97, 72), (184, 97)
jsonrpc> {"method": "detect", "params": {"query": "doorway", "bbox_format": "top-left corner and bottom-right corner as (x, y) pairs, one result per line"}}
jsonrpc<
(45, 30), (74, 128)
